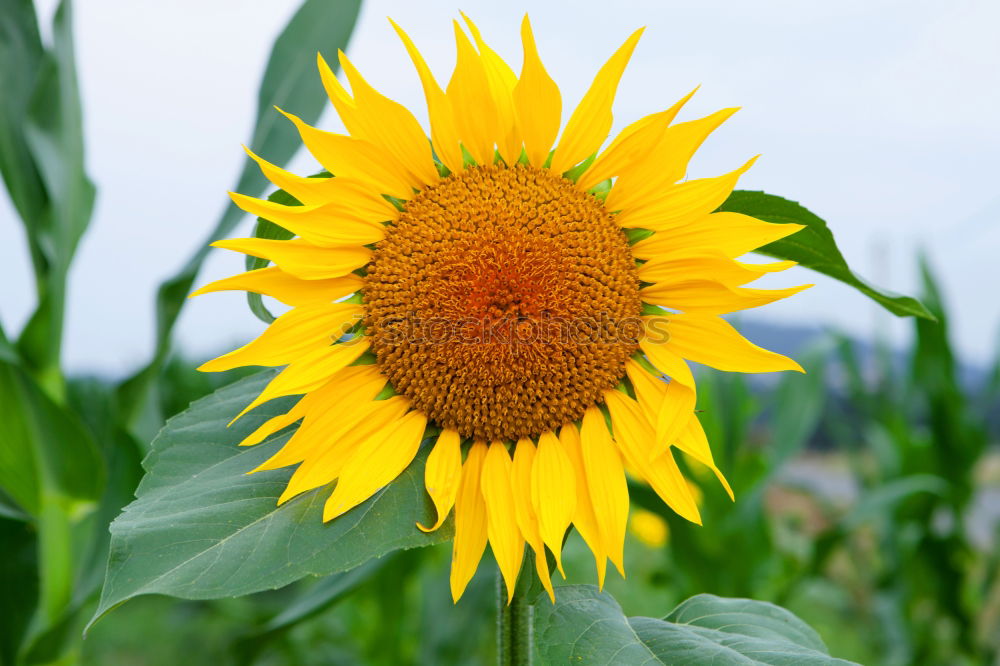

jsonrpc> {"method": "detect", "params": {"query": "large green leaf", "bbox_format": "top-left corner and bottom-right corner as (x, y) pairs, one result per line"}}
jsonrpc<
(0, 0), (46, 224)
(533, 586), (858, 664)
(0, 360), (104, 518)
(17, 0), (96, 381)
(90, 370), (449, 628)
(119, 0), (362, 430)
(720, 190), (934, 320)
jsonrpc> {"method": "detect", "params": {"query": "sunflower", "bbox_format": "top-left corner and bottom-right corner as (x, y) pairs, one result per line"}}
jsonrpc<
(194, 14), (809, 603)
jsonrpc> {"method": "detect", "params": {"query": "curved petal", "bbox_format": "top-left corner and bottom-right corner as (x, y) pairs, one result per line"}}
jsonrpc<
(190, 266), (363, 307)
(211, 237), (370, 280)
(666, 314), (804, 374)
(550, 28), (644, 173)
(625, 360), (695, 454)
(604, 389), (701, 524)
(228, 193), (385, 247)
(510, 439), (555, 602)
(638, 318), (696, 388)
(561, 423), (607, 588)
(418, 428), (464, 532)
(317, 52), (439, 188)
(481, 442), (525, 603)
(389, 19), (464, 173)
(675, 415), (733, 500)
(198, 303), (363, 372)
(447, 21), (500, 165)
(461, 13), (521, 165)
(615, 157), (756, 230)
(271, 397), (411, 500)
(637, 251), (796, 287)
(577, 87), (696, 191)
(640, 280), (811, 315)
(323, 409), (428, 520)
(632, 211), (804, 260)
(451, 441), (489, 602)
(230, 338), (370, 423)
(580, 406), (629, 578)
(512, 15), (561, 168)
(278, 109), (414, 197)
(243, 146), (398, 217)
(606, 107), (739, 211)
(531, 430), (576, 576)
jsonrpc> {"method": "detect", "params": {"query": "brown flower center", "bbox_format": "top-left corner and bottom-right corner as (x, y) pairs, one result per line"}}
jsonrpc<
(363, 164), (640, 441)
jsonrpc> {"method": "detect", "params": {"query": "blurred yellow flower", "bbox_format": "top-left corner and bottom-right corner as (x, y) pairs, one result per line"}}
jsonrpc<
(629, 509), (670, 548)
(195, 14), (807, 603)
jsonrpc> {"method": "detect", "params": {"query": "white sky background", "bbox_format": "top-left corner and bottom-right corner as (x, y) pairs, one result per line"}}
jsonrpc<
(2, 0), (999, 376)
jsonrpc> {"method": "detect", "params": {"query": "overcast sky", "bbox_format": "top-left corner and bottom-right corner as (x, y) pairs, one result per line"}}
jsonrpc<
(2, 0), (998, 375)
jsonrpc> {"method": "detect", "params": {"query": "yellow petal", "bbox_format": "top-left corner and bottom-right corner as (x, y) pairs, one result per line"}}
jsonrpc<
(512, 15), (561, 168)
(531, 430), (576, 577)
(228, 192), (386, 247)
(451, 441), (489, 602)
(604, 389), (701, 524)
(389, 18), (464, 174)
(615, 157), (756, 230)
(274, 397), (411, 503)
(251, 364), (387, 470)
(550, 28), (644, 173)
(581, 407), (629, 578)
(243, 147), (398, 216)
(675, 415), (733, 500)
(198, 303), (362, 372)
(606, 107), (739, 211)
(577, 87), (696, 191)
(560, 423), (607, 588)
(211, 237), (370, 280)
(278, 109), (414, 197)
(637, 251), (796, 287)
(191, 266), (362, 307)
(510, 439), (555, 602)
(632, 211), (804, 260)
(461, 13), (521, 165)
(230, 338), (370, 423)
(447, 21), (499, 165)
(640, 280), (812, 315)
(625, 360), (695, 454)
(322, 409), (427, 521)
(665, 314), (804, 374)
(639, 317), (696, 388)
(320, 52), (439, 188)
(418, 429), (463, 532)
(238, 411), (301, 448)
(481, 442), (525, 603)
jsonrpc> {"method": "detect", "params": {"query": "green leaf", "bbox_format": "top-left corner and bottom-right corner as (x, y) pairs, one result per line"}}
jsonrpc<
(719, 190), (934, 320)
(841, 475), (947, 529)
(0, 360), (104, 517)
(119, 0), (362, 430)
(90, 370), (450, 629)
(17, 0), (96, 380)
(0, 0), (46, 224)
(533, 586), (858, 665)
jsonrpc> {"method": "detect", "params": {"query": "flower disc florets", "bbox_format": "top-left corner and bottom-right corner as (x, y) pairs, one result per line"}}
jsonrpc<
(364, 164), (641, 441)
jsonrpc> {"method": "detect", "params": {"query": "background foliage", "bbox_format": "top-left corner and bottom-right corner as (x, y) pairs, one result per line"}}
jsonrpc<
(1, 1), (997, 664)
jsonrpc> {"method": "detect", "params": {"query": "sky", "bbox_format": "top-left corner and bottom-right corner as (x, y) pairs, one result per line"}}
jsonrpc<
(2, 0), (999, 376)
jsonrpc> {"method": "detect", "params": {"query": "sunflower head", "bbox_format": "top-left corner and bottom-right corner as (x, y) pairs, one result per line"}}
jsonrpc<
(194, 13), (808, 603)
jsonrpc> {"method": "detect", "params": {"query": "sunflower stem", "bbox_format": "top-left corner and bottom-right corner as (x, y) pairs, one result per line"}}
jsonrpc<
(497, 552), (538, 666)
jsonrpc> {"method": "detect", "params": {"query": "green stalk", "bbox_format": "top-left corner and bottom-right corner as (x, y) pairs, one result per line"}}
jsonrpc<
(497, 552), (539, 666)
